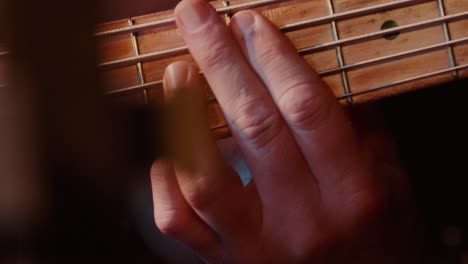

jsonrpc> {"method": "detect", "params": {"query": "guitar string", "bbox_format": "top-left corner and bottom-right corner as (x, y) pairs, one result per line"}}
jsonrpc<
(8, 58), (467, 97)
(107, 31), (468, 95)
(95, 0), (430, 38)
(320, 36), (468, 76)
(2, 62), (467, 131)
(97, 11), (468, 70)
(0, 51), (8, 57)
(1, 0), (467, 104)
(4, 15), (467, 98)
(55, 60), (468, 135)
(4, 0), (462, 68)
(337, 63), (468, 99)
(104, 62), (468, 97)
(280, 0), (430, 32)
(296, 11), (468, 53)
(204, 58), (468, 134)
(106, 80), (164, 95)
(95, 0), (297, 37)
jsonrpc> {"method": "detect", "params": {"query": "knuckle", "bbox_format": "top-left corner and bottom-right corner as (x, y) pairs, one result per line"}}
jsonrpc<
(256, 41), (284, 67)
(183, 175), (219, 212)
(154, 209), (187, 238)
(195, 27), (235, 73)
(288, 227), (338, 261)
(342, 188), (387, 230)
(231, 100), (283, 150)
(255, 39), (292, 74)
(278, 82), (333, 131)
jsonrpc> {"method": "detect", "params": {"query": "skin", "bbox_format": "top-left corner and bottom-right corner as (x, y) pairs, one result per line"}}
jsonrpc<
(148, 0), (418, 263)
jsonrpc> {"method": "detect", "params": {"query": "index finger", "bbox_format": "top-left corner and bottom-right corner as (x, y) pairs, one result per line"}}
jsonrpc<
(174, 0), (321, 209)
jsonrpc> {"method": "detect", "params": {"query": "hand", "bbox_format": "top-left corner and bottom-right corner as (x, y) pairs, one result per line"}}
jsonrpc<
(151, 0), (414, 263)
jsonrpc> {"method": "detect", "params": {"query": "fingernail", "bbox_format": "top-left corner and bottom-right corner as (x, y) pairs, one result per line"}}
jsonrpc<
(232, 11), (255, 36)
(176, 0), (212, 32)
(164, 62), (191, 91)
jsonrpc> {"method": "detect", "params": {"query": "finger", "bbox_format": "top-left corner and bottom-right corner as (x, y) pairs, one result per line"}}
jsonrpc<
(174, 0), (320, 210)
(163, 61), (261, 246)
(150, 160), (223, 262)
(230, 11), (371, 194)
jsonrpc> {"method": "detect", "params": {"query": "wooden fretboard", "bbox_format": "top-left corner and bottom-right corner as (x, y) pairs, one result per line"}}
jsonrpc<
(2, 0), (467, 138)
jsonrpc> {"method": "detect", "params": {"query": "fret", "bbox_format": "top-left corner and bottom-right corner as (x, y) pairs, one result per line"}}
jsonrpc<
(223, 0), (234, 21)
(327, 0), (352, 104)
(128, 19), (149, 104)
(437, 0), (458, 79)
(444, 0), (468, 78)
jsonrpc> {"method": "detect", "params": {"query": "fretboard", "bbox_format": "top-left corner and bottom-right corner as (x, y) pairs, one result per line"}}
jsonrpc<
(4, 0), (466, 139)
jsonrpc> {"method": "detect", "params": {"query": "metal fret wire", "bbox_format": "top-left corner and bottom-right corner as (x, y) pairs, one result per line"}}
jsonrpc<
(95, 0), (297, 38)
(223, 0), (233, 21)
(326, 0), (352, 103)
(437, 0), (458, 79)
(128, 19), (149, 104)
(98, 10), (468, 70)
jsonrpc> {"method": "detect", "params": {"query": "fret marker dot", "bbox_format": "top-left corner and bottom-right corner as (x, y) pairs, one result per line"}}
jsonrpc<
(381, 20), (400, 40)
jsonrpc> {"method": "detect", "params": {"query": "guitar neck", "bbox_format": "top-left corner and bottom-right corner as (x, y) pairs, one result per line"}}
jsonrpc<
(64, 0), (468, 138)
